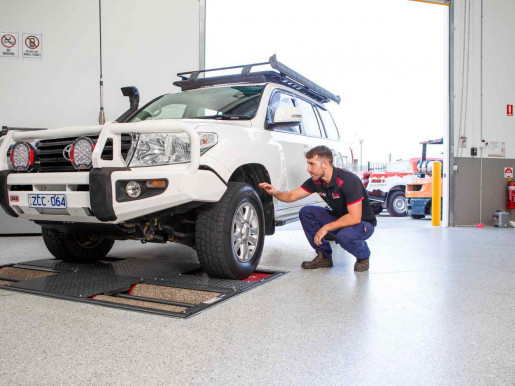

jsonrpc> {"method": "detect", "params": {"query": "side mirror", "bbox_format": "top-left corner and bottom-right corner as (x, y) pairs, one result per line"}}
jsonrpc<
(267, 107), (302, 130)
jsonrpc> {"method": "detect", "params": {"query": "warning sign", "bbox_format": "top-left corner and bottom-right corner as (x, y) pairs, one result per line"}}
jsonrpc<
(0, 32), (19, 58)
(505, 167), (513, 179)
(22, 33), (42, 59)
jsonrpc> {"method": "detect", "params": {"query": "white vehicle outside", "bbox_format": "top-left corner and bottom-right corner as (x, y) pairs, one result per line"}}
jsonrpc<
(0, 56), (350, 279)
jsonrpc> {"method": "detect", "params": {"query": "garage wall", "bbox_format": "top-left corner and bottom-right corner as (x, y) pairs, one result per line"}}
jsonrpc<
(0, 0), (203, 234)
(0, 0), (202, 127)
(451, 0), (515, 225)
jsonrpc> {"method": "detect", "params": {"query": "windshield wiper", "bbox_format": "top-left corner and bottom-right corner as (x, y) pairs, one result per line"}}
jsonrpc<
(191, 114), (250, 120)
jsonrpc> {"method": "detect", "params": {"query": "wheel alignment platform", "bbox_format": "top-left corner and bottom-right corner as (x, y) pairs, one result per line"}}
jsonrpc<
(0, 258), (285, 318)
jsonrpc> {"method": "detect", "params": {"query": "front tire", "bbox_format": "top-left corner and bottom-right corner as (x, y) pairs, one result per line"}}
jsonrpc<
(387, 191), (407, 217)
(195, 182), (265, 279)
(42, 228), (115, 263)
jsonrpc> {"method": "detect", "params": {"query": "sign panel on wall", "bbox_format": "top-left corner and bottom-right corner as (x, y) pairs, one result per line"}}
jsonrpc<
(22, 33), (42, 59)
(487, 142), (506, 157)
(505, 167), (513, 179)
(0, 32), (19, 58)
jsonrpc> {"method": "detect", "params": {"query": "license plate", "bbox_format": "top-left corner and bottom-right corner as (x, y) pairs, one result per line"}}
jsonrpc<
(28, 194), (67, 209)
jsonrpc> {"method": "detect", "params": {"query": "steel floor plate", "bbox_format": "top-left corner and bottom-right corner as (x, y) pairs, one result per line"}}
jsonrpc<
(8, 272), (141, 298)
(15, 258), (200, 277)
(1, 257), (286, 318)
(144, 272), (272, 292)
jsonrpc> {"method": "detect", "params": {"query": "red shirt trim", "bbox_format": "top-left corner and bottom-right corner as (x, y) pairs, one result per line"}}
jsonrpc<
(301, 186), (313, 194)
(347, 197), (364, 206)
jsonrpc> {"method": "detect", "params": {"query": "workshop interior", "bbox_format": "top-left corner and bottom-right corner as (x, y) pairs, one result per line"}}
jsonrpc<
(0, 0), (514, 384)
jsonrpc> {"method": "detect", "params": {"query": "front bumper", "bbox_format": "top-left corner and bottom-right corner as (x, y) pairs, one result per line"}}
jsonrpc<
(0, 121), (226, 224)
(1, 167), (226, 223)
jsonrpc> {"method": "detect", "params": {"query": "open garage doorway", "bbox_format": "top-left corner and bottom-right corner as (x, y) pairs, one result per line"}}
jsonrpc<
(205, 0), (450, 226)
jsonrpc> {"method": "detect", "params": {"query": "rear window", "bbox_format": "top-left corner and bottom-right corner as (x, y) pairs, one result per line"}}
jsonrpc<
(316, 107), (339, 140)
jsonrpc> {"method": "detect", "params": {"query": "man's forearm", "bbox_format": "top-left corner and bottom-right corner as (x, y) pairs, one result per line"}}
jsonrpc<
(272, 191), (295, 203)
(323, 214), (361, 231)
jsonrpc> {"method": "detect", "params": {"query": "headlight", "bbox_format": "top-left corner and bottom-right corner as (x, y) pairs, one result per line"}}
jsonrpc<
(71, 136), (95, 170)
(10, 142), (36, 172)
(129, 132), (217, 167)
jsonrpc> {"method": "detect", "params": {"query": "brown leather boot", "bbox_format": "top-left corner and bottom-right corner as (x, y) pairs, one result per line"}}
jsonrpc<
(301, 250), (333, 269)
(354, 258), (369, 272)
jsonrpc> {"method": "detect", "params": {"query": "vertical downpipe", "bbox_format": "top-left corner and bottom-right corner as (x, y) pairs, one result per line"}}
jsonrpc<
(479, 0), (484, 224)
(199, 0), (206, 71)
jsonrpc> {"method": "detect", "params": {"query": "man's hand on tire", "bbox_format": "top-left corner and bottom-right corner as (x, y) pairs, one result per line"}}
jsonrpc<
(259, 182), (277, 196)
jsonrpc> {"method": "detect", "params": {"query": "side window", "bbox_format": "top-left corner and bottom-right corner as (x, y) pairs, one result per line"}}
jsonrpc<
(267, 92), (299, 133)
(317, 107), (340, 140)
(296, 98), (322, 137)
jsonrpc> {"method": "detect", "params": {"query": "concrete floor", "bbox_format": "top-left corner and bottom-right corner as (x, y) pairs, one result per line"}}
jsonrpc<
(0, 214), (514, 385)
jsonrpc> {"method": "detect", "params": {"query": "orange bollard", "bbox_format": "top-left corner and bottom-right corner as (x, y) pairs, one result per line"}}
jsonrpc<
(432, 162), (442, 226)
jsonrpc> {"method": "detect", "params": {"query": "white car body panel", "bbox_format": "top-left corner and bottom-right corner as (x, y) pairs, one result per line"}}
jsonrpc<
(0, 82), (348, 225)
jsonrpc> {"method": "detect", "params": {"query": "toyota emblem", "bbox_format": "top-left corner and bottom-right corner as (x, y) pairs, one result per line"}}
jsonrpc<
(63, 144), (72, 161)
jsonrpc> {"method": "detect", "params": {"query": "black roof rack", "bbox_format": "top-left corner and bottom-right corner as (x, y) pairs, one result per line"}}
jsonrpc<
(173, 54), (341, 104)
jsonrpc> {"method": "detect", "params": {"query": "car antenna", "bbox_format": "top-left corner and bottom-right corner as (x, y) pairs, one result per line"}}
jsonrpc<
(97, 0), (105, 125)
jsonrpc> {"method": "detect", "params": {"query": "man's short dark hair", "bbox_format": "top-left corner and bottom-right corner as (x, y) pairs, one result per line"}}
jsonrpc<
(305, 145), (333, 164)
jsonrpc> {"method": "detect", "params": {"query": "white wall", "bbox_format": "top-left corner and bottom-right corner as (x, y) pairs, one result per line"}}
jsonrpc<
(451, 0), (515, 225)
(0, 0), (202, 234)
(453, 0), (515, 159)
(0, 0), (201, 129)
(482, 0), (515, 157)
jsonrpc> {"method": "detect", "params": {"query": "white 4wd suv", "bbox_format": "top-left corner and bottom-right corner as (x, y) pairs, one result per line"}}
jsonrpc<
(0, 56), (350, 279)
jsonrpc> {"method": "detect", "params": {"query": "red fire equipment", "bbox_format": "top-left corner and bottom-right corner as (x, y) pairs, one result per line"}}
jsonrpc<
(508, 180), (515, 210)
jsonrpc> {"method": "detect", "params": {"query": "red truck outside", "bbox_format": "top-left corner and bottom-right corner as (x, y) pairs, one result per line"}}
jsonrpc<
(357, 157), (440, 217)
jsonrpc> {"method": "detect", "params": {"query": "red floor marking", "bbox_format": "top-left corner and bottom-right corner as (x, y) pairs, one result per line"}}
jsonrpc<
(243, 273), (271, 282)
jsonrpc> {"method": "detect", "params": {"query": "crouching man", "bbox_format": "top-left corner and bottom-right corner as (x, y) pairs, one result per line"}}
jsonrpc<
(259, 146), (377, 272)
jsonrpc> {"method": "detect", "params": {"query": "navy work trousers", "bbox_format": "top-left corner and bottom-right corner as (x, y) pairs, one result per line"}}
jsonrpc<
(299, 206), (374, 260)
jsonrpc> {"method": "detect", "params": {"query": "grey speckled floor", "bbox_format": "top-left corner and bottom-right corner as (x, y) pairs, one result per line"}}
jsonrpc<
(0, 215), (514, 385)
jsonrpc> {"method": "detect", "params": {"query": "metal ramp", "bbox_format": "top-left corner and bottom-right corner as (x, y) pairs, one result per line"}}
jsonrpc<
(0, 258), (285, 318)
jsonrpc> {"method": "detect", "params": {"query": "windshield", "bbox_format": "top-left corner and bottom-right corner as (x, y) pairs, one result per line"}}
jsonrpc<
(129, 85), (265, 122)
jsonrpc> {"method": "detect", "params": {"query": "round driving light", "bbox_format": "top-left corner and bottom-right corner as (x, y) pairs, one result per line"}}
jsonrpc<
(126, 181), (142, 198)
(71, 137), (95, 170)
(10, 142), (36, 172)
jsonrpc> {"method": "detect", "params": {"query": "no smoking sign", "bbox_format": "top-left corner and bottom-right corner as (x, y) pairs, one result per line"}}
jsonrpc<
(0, 32), (19, 58)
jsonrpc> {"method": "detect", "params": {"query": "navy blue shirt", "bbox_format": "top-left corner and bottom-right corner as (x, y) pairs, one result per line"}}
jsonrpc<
(301, 167), (377, 226)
